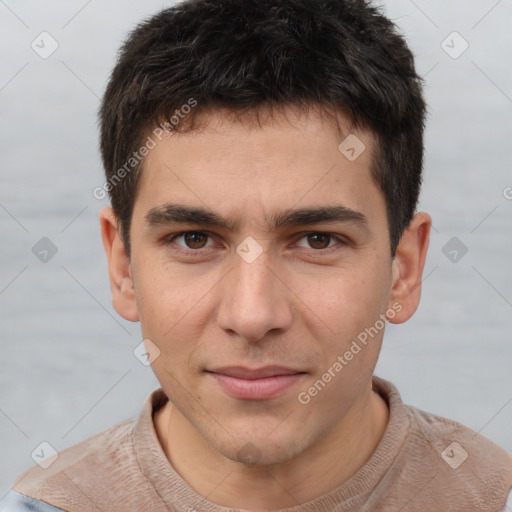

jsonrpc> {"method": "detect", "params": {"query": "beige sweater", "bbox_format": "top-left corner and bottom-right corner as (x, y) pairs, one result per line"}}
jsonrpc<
(8, 376), (512, 512)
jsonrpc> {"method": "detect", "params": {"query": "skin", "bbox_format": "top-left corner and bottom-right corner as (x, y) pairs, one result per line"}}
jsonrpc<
(100, 105), (431, 510)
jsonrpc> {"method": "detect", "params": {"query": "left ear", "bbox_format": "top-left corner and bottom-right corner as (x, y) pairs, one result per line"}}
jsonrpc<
(387, 212), (431, 324)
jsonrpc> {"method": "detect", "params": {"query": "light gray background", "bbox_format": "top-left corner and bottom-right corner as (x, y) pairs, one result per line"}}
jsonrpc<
(1, 0), (511, 498)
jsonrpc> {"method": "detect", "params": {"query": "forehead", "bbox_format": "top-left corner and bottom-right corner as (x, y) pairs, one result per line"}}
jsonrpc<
(141, 103), (375, 177)
(132, 105), (386, 233)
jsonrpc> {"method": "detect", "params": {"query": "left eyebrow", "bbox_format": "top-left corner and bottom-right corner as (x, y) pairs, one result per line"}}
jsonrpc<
(144, 203), (370, 233)
(270, 205), (369, 232)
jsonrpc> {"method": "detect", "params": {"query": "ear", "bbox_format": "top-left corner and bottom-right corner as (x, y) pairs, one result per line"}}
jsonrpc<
(99, 206), (139, 322)
(387, 212), (431, 324)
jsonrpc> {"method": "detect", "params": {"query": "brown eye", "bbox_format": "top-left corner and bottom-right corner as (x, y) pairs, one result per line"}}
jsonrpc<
(306, 233), (332, 250)
(164, 231), (215, 254)
(182, 232), (209, 249)
(294, 232), (348, 253)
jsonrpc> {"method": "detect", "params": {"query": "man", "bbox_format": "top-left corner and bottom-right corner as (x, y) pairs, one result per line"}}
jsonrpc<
(3, 0), (511, 510)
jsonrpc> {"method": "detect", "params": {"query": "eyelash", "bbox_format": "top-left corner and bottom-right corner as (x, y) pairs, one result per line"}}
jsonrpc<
(162, 231), (349, 257)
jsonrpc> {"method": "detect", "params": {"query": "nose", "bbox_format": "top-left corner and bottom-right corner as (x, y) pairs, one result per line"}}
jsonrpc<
(216, 246), (293, 342)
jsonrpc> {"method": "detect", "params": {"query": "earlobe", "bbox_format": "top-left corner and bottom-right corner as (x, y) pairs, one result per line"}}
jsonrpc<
(388, 212), (431, 324)
(99, 206), (140, 322)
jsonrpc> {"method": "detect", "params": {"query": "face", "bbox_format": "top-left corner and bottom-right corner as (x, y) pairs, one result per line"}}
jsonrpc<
(101, 106), (427, 466)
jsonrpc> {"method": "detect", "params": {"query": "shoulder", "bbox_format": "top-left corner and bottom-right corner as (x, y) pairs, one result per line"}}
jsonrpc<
(8, 417), (136, 512)
(406, 403), (512, 466)
(0, 491), (68, 512)
(499, 487), (512, 512)
(403, 403), (512, 510)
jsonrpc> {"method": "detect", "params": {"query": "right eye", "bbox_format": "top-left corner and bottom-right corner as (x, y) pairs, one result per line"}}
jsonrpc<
(162, 230), (217, 256)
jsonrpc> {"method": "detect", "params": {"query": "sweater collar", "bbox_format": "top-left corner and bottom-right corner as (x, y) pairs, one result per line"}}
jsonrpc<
(132, 375), (410, 512)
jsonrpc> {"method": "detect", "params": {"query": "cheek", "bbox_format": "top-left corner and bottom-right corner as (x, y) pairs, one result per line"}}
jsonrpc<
(300, 266), (391, 379)
(304, 264), (390, 334)
(133, 262), (221, 382)
(133, 260), (208, 334)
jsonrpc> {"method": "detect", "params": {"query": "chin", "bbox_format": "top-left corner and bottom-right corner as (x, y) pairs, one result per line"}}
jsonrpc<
(213, 435), (305, 467)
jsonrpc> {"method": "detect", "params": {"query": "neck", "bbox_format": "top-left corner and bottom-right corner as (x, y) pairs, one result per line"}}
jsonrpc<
(154, 381), (389, 509)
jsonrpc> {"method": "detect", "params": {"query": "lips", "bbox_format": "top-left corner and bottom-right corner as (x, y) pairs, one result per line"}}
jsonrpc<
(205, 366), (307, 400)
(206, 365), (304, 379)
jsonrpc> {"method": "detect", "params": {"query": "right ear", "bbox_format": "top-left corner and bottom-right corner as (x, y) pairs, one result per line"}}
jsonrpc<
(99, 206), (139, 322)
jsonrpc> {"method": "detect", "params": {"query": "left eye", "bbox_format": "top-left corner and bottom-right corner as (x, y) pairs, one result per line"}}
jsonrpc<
(295, 232), (345, 251)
